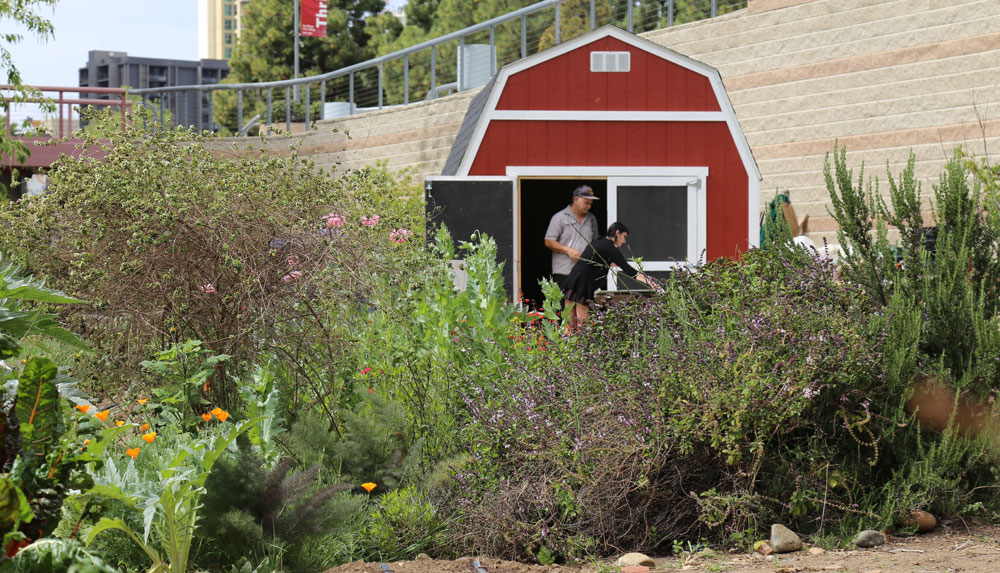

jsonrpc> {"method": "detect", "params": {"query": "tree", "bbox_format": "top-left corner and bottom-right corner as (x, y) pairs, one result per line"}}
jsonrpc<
(214, 0), (384, 132)
(0, 0), (56, 168)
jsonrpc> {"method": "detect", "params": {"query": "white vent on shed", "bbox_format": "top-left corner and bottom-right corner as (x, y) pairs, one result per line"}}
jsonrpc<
(590, 51), (631, 72)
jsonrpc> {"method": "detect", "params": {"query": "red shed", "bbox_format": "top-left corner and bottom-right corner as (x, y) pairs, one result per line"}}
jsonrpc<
(427, 25), (761, 303)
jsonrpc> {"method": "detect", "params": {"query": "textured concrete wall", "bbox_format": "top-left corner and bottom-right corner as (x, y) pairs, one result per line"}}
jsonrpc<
(218, 0), (1000, 245)
(645, 0), (1000, 244)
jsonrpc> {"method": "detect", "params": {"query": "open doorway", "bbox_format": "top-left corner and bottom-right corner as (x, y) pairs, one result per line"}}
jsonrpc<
(518, 178), (607, 308)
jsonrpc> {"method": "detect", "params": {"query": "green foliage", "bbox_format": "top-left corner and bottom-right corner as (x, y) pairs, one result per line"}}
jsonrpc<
(0, 538), (117, 573)
(198, 451), (354, 569)
(82, 418), (262, 573)
(361, 486), (442, 561)
(140, 339), (230, 425)
(0, 116), (421, 401)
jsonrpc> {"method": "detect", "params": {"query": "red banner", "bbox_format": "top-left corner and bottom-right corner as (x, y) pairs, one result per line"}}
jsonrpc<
(300, 0), (328, 37)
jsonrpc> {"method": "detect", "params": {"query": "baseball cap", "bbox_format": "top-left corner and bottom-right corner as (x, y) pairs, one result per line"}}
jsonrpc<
(573, 185), (599, 200)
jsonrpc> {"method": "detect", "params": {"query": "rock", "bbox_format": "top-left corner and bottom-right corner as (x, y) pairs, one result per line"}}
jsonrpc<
(754, 540), (774, 556)
(765, 554), (775, 561)
(618, 552), (655, 568)
(415, 553), (431, 561)
(900, 509), (937, 532)
(855, 530), (886, 548)
(770, 523), (803, 553)
(809, 546), (826, 556)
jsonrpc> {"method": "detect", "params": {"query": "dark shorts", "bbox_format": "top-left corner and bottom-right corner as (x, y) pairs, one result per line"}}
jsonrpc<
(552, 273), (569, 290)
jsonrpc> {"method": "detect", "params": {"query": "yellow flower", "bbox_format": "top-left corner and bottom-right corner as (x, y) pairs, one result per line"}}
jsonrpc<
(142, 432), (156, 443)
(137, 398), (148, 405)
(361, 482), (376, 493)
(126, 447), (140, 459)
(75, 404), (91, 414)
(140, 423), (150, 431)
(115, 420), (125, 426)
(95, 410), (110, 422)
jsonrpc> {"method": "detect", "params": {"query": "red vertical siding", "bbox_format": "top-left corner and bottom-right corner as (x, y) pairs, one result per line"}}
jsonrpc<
(496, 36), (720, 112)
(467, 120), (749, 259)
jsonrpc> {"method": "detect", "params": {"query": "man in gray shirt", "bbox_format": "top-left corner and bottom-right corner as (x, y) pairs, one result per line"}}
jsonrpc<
(544, 185), (600, 290)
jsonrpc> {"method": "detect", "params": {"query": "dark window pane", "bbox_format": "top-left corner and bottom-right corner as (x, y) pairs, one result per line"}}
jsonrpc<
(616, 185), (687, 261)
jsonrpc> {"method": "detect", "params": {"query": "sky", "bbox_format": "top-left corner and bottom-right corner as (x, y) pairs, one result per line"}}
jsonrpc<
(4, 0), (407, 121)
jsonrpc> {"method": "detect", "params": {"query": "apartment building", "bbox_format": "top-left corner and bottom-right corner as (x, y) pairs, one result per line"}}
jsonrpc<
(79, 51), (229, 131)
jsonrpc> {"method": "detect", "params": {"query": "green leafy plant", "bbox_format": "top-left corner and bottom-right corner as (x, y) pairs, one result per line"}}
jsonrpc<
(0, 538), (116, 573)
(140, 339), (230, 425)
(361, 486), (442, 561)
(81, 417), (261, 573)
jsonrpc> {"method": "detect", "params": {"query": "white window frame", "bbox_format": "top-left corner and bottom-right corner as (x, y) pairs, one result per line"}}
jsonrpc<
(505, 166), (707, 294)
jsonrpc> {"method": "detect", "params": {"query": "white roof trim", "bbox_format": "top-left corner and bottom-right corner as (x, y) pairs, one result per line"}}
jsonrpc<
(455, 25), (761, 183)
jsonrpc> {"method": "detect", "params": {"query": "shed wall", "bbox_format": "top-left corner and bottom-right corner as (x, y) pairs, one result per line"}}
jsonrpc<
(469, 120), (750, 257)
(497, 36), (721, 112)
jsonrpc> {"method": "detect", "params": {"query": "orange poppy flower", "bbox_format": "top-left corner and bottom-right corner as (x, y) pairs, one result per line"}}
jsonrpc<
(126, 447), (140, 459)
(75, 404), (91, 413)
(140, 423), (150, 431)
(115, 420), (125, 426)
(214, 410), (229, 421)
(83, 439), (90, 446)
(361, 482), (377, 493)
(210, 407), (223, 417)
(137, 398), (148, 405)
(200, 413), (212, 421)
(95, 410), (110, 422)
(142, 432), (156, 443)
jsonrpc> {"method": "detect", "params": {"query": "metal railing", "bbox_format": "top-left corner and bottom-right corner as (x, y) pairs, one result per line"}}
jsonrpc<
(131, 0), (746, 135)
(2, 85), (132, 139)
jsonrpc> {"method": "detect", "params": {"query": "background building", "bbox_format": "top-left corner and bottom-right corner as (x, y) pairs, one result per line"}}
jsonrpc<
(198, 0), (249, 60)
(79, 51), (229, 131)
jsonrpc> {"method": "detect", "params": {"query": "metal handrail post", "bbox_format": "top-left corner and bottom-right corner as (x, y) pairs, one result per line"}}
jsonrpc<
(627, 0), (633, 32)
(459, 35), (465, 90)
(237, 89), (243, 133)
(378, 62), (384, 108)
(430, 45), (436, 93)
(489, 26), (496, 76)
(668, 0), (675, 27)
(712, 0), (717, 18)
(122, 90), (127, 132)
(521, 16), (527, 58)
(285, 86), (291, 132)
(267, 88), (272, 129)
(208, 91), (214, 132)
(404, 54), (410, 105)
(305, 83), (310, 130)
(349, 72), (354, 114)
(320, 79), (326, 114)
(555, 3), (561, 44)
(590, 0), (595, 30)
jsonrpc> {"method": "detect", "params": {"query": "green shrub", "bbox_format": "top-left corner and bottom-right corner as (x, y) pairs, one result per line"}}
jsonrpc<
(361, 486), (442, 561)
(0, 116), (423, 403)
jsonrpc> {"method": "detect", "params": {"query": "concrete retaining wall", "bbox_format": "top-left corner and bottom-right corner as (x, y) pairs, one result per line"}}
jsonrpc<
(217, 0), (1000, 245)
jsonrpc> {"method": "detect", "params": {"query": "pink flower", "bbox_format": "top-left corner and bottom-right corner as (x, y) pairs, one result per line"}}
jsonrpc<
(287, 256), (298, 268)
(282, 270), (303, 282)
(323, 213), (345, 228)
(389, 228), (413, 243)
(360, 215), (380, 227)
(200, 283), (216, 294)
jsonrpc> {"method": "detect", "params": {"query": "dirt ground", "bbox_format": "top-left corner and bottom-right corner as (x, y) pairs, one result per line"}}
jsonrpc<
(326, 522), (1000, 573)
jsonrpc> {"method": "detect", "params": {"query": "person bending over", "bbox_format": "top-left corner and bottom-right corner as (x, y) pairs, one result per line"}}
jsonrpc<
(562, 221), (656, 325)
